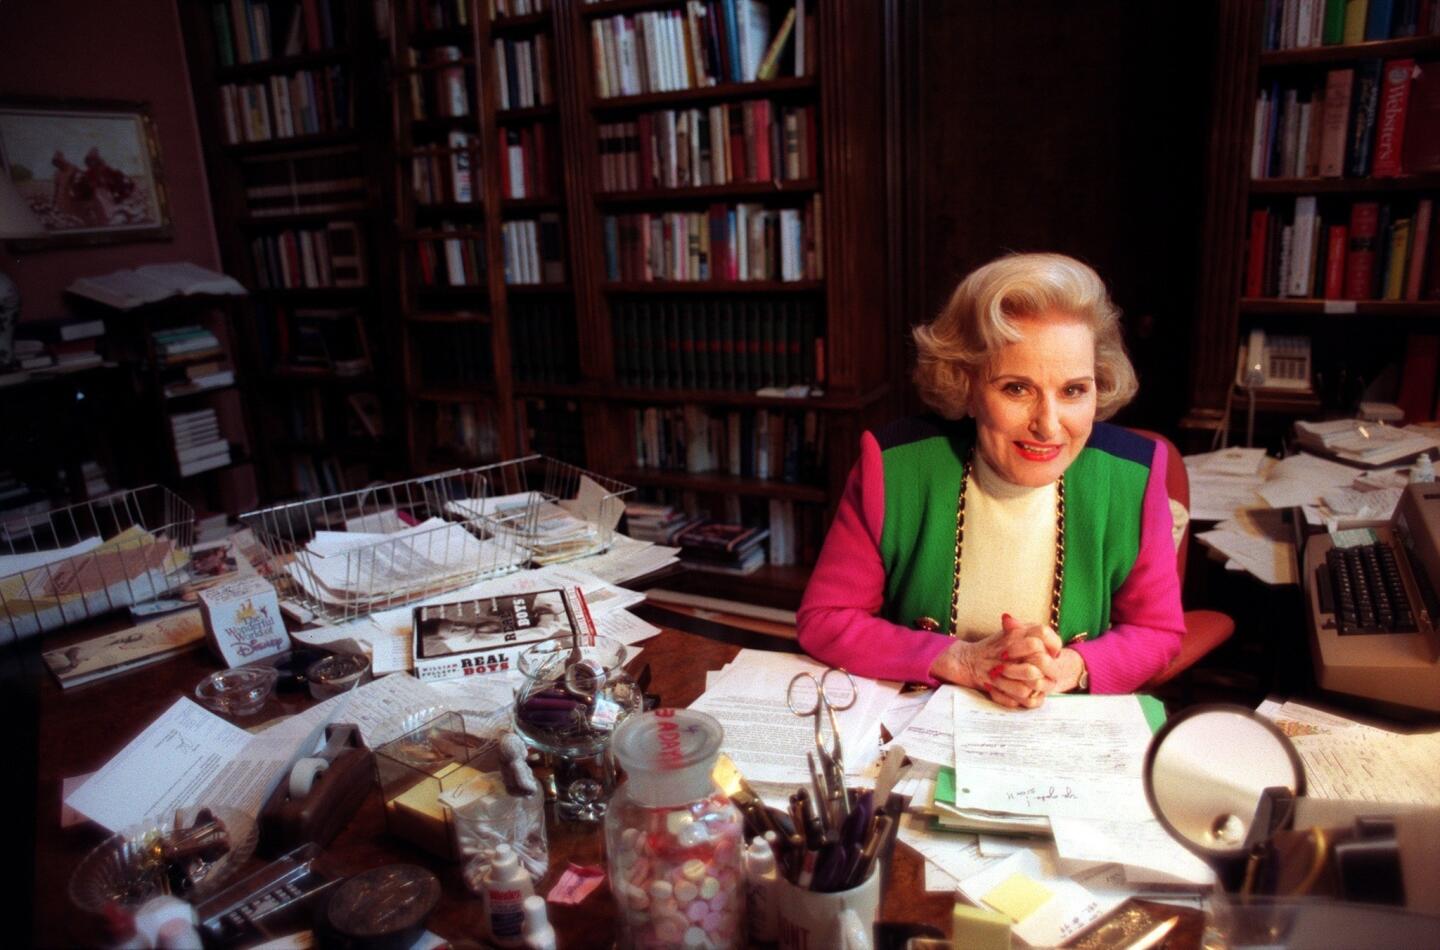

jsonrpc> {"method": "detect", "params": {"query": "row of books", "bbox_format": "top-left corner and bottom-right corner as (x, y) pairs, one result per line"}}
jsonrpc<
(277, 307), (372, 376)
(250, 222), (369, 289)
(407, 0), (470, 33)
(413, 323), (493, 387)
(170, 408), (233, 478)
(152, 325), (223, 365)
(494, 35), (554, 110)
(630, 404), (826, 485)
(517, 397), (585, 464)
(240, 146), (366, 217)
(401, 46), (471, 120)
(290, 453), (368, 499)
(1261, 0), (1440, 50)
(491, 0), (547, 15)
(1253, 59), (1440, 180)
(413, 228), (486, 287)
(597, 101), (817, 192)
(602, 199), (823, 283)
(502, 216), (566, 285)
(590, 1), (811, 98)
(611, 297), (823, 392)
(510, 301), (580, 384)
(283, 389), (383, 443)
(1246, 195), (1440, 300)
(410, 133), (477, 205)
(9, 318), (106, 373)
(163, 359), (236, 399)
(212, 0), (349, 67)
(429, 401), (500, 462)
(218, 68), (352, 144)
(500, 123), (559, 198)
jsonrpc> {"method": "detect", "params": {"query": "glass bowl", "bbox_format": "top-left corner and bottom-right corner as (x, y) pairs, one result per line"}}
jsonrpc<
(194, 665), (279, 717)
(68, 805), (259, 913)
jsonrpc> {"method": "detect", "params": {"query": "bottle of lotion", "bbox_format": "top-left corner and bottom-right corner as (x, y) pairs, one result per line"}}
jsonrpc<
(520, 894), (557, 950)
(481, 844), (534, 948)
(744, 836), (778, 943)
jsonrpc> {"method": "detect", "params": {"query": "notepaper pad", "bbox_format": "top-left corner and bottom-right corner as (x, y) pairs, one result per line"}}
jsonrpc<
(983, 872), (1053, 921)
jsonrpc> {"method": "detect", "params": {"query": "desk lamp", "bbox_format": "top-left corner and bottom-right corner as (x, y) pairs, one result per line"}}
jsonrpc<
(0, 172), (44, 368)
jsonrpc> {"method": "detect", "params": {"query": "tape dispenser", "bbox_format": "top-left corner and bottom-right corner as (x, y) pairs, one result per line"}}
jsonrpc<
(259, 723), (374, 857)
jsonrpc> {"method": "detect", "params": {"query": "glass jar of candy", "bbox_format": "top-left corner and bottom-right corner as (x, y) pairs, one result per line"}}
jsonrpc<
(604, 709), (745, 950)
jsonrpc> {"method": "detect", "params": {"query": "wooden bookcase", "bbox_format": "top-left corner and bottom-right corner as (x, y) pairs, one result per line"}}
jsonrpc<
(176, 0), (398, 501)
(1188, 1), (1440, 443)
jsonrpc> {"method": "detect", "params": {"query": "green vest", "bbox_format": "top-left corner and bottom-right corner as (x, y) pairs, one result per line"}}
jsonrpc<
(876, 417), (1154, 643)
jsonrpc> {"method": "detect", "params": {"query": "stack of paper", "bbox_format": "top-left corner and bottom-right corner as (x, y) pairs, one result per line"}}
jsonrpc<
(283, 517), (528, 612)
(1294, 419), (1440, 468)
(687, 649), (900, 805)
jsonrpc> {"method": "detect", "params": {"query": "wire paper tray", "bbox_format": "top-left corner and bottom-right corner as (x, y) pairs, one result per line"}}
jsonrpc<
(442, 455), (634, 566)
(239, 468), (537, 623)
(0, 486), (195, 644)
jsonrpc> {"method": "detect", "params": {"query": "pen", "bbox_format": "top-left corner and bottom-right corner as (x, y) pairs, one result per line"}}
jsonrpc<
(807, 752), (831, 830)
(847, 813), (892, 890)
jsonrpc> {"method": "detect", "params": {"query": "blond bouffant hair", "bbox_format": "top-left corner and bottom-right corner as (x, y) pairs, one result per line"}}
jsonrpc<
(912, 252), (1138, 421)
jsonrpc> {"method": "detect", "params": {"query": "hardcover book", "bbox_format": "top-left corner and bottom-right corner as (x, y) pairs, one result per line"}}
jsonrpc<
(411, 587), (594, 683)
(1371, 59), (1416, 177)
(42, 608), (205, 689)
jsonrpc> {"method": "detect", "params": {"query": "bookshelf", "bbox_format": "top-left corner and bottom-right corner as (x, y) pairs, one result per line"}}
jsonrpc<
(177, 0), (397, 501)
(1188, 1), (1440, 440)
(386, 0), (578, 470)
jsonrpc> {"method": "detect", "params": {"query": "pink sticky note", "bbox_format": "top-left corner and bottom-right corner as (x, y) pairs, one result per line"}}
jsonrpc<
(547, 863), (606, 905)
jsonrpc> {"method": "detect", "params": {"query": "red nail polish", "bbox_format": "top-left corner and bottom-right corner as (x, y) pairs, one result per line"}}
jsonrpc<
(1001, 651), (1010, 661)
(988, 665), (1003, 680)
(1002, 613), (1013, 622)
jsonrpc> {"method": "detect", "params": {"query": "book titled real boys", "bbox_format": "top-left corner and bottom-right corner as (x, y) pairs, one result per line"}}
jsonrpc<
(411, 586), (595, 683)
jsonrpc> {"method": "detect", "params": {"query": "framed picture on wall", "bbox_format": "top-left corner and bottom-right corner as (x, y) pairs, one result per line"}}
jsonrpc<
(0, 98), (172, 248)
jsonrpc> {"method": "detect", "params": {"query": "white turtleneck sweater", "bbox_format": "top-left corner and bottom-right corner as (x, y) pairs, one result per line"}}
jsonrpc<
(950, 452), (1060, 642)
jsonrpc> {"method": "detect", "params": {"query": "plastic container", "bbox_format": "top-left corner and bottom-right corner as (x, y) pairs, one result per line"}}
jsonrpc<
(603, 709), (745, 950)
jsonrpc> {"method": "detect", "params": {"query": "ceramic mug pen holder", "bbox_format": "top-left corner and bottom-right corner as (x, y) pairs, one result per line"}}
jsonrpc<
(774, 860), (883, 950)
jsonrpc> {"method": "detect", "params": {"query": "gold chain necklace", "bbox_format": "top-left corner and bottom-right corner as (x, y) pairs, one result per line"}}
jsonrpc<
(947, 450), (1065, 637)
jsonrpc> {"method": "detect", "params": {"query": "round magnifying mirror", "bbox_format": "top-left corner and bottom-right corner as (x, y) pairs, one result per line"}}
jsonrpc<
(1144, 704), (1305, 863)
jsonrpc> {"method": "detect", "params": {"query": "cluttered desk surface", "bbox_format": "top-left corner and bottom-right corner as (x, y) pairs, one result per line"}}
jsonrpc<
(29, 598), (1231, 950)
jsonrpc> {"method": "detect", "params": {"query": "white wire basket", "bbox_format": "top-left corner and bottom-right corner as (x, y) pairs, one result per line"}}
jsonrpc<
(0, 486), (195, 644)
(239, 467), (537, 623)
(445, 455), (634, 566)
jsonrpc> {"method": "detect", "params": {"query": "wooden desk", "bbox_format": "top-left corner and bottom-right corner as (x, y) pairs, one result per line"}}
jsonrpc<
(32, 622), (953, 947)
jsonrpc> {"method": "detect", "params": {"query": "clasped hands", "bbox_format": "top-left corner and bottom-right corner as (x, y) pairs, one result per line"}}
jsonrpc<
(927, 614), (1086, 708)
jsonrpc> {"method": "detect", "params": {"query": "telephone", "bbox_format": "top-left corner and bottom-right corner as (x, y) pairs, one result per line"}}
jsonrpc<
(1236, 329), (1313, 391)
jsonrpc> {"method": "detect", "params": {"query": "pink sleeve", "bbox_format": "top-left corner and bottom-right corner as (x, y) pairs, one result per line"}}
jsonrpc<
(796, 432), (954, 683)
(1071, 440), (1185, 693)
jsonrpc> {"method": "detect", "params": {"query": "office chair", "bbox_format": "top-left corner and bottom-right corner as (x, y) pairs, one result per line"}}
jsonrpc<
(1130, 429), (1237, 689)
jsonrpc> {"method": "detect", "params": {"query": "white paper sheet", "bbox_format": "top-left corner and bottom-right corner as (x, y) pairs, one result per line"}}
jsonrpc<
(948, 690), (1154, 822)
(897, 812), (997, 883)
(1291, 730), (1440, 805)
(688, 649), (900, 786)
(1256, 452), (1362, 508)
(888, 685), (957, 768)
(1049, 816), (1214, 886)
(64, 697), (254, 831)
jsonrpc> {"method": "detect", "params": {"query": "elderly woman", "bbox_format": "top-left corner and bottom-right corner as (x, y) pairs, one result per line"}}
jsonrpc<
(796, 253), (1184, 707)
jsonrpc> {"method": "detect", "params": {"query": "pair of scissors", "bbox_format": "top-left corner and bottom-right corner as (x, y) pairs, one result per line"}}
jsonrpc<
(786, 667), (857, 828)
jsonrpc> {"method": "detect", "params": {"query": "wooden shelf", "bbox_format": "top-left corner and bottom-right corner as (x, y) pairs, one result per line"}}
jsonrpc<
(414, 200), (485, 215)
(604, 280), (822, 294)
(500, 196), (564, 212)
(1249, 174), (1440, 194)
(223, 130), (359, 155)
(393, 57), (477, 75)
(596, 180), (820, 207)
(408, 26), (472, 47)
(505, 282), (571, 294)
(414, 283), (489, 296)
(253, 287), (371, 301)
(496, 105), (559, 123)
(1239, 298), (1440, 317)
(412, 386), (497, 403)
(1259, 35), (1440, 67)
(591, 76), (818, 113)
(491, 12), (550, 33)
(658, 563), (813, 611)
(402, 227), (488, 240)
(598, 383), (888, 410)
(238, 208), (370, 227)
(268, 367), (377, 386)
(216, 48), (352, 81)
(621, 468), (828, 502)
(406, 309), (490, 324)
(581, 0), (686, 21)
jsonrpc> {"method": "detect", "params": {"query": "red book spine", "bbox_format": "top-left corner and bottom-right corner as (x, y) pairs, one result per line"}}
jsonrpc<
(1372, 59), (1416, 177)
(1344, 201), (1381, 300)
(1406, 198), (1433, 300)
(1396, 334), (1440, 423)
(1246, 209), (1270, 297)
(1403, 62), (1440, 172)
(728, 104), (746, 184)
(754, 100), (773, 181)
(637, 113), (654, 189)
(1324, 224), (1349, 299)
